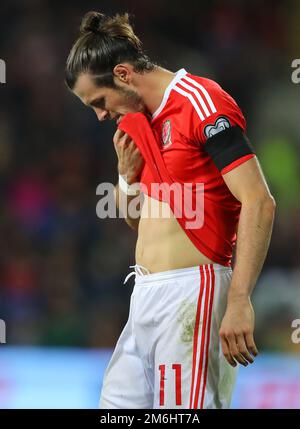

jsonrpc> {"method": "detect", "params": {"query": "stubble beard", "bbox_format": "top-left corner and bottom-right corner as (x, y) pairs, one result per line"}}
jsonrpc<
(117, 85), (148, 115)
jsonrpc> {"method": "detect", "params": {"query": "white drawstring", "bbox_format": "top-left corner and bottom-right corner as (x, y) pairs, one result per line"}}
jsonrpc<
(123, 264), (151, 285)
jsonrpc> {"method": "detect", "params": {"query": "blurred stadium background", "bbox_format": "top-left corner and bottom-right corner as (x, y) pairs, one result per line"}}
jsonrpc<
(0, 0), (299, 408)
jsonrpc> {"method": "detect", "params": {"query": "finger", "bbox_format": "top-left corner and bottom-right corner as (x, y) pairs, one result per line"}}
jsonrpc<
(119, 132), (133, 144)
(114, 129), (125, 140)
(122, 141), (139, 155)
(120, 137), (135, 151)
(132, 144), (141, 153)
(113, 130), (126, 148)
(125, 139), (136, 149)
(227, 334), (248, 366)
(245, 333), (259, 357)
(116, 128), (125, 136)
(220, 336), (236, 367)
(236, 334), (254, 364)
(116, 136), (131, 152)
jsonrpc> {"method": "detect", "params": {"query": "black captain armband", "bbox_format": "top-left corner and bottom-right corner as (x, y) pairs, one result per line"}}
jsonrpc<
(204, 126), (255, 172)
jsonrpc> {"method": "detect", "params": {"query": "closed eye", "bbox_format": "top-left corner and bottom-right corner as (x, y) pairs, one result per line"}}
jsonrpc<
(89, 97), (106, 110)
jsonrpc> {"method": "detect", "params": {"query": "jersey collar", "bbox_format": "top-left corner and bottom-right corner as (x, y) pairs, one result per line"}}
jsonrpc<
(151, 68), (187, 121)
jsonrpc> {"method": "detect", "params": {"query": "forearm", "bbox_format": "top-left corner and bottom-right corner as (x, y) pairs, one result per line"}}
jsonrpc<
(219, 158), (274, 366)
(114, 183), (141, 231)
(229, 196), (276, 300)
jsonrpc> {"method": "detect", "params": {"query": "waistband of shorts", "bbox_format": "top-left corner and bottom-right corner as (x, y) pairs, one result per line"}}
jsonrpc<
(132, 263), (232, 285)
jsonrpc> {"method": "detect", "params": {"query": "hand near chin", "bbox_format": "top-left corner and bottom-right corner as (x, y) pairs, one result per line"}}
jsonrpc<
(113, 129), (145, 184)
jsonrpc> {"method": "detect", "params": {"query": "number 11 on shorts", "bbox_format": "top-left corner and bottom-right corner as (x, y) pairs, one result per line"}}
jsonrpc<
(159, 363), (182, 406)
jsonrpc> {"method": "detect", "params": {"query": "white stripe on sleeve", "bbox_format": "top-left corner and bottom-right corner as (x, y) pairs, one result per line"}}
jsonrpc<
(174, 85), (205, 121)
(183, 75), (217, 114)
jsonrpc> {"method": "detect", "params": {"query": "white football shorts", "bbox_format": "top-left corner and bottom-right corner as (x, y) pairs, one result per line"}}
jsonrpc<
(99, 263), (238, 409)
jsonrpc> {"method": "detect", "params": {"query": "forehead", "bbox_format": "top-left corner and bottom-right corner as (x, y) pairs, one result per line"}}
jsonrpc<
(73, 73), (108, 105)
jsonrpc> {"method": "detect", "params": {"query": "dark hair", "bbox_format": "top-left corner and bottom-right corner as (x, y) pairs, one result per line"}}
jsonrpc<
(65, 11), (155, 90)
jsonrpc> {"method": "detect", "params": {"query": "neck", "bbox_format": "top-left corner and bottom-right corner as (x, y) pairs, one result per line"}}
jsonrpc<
(134, 67), (176, 115)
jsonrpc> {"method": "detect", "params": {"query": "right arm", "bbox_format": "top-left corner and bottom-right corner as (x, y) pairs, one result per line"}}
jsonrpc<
(113, 129), (145, 231)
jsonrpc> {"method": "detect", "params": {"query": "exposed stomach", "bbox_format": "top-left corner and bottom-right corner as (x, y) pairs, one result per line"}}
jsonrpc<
(135, 194), (214, 273)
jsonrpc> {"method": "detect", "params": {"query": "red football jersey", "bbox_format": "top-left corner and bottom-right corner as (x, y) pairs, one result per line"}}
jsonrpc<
(120, 69), (255, 266)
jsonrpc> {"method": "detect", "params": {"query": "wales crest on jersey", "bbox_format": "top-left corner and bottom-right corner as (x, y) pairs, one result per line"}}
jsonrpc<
(161, 119), (172, 148)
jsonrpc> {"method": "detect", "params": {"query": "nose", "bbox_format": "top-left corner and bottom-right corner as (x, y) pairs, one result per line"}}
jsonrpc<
(96, 109), (109, 122)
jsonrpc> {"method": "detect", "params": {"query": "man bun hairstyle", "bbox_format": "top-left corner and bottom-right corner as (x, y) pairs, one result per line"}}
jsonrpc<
(80, 11), (105, 34)
(65, 11), (155, 90)
(80, 11), (141, 49)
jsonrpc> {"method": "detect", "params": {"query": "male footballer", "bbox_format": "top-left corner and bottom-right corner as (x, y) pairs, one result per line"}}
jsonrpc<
(65, 11), (276, 409)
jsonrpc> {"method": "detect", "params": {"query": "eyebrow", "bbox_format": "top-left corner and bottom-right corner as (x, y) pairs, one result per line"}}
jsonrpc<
(88, 96), (106, 109)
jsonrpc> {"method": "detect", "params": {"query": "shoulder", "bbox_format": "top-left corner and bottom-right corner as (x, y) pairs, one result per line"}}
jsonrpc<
(167, 72), (245, 143)
(173, 73), (242, 119)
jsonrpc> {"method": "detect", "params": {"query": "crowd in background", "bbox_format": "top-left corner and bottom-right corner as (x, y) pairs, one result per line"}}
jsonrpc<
(0, 0), (299, 353)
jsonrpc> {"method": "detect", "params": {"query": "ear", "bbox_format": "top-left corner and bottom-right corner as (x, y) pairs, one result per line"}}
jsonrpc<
(113, 64), (133, 84)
